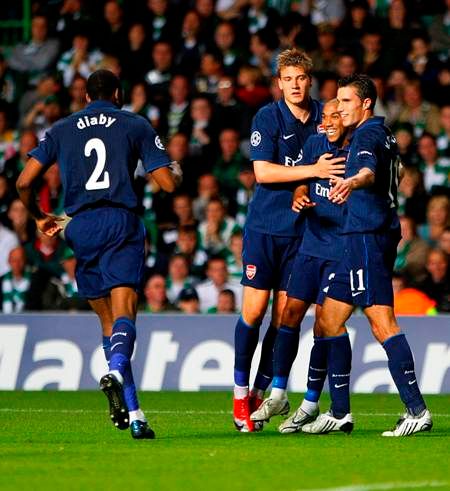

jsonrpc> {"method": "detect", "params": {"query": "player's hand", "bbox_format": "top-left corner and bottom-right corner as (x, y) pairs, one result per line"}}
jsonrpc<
(168, 161), (183, 186)
(35, 214), (64, 237)
(315, 153), (346, 179)
(328, 177), (353, 204)
(292, 193), (316, 212)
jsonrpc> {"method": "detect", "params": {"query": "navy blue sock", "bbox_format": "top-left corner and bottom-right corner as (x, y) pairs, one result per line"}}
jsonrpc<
(383, 334), (426, 416)
(327, 333), (352, 418)
(253, 324), (277, 391)
(109, 317), (136, 377)
(123, 367), (139, 412)
(102, 335), (111, 365)
(305, 337), (328, 403)
(234, 316), (261, 386)
(272, 325), (300, 390)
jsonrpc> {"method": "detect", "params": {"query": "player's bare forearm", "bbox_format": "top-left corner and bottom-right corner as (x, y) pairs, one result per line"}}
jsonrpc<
(16, 157), (47, 220)
(253, 155), (345, 184)
(151, 166), (177, 193)
(329, 168), (375, 204)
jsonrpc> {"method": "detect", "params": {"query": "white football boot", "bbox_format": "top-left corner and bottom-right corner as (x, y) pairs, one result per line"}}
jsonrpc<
(382, 409), (432, 437)
(279, 406), (320, 434)
(250, 397), (290, 422)
(302, 411), (353, 434)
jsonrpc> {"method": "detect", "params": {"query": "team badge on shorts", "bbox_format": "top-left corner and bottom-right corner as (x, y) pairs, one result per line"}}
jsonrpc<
(246, 264), (257, 280)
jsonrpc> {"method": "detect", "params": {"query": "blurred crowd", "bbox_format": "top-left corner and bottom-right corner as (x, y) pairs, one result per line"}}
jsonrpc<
(0, 0), (449, 314)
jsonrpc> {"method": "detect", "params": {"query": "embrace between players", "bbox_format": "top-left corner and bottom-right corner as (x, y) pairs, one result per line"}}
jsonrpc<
(16, 49), (431, 441)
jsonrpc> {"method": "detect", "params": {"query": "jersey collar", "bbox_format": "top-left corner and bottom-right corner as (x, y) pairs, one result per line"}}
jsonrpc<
(349, 116), (385, 141)
(278, 97), (319, 125)
(86, 100), (118, 110)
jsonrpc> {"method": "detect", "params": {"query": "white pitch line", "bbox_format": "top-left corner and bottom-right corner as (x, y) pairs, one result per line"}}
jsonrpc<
(303, 481), (448, 491)
(0, 408), (450, 417)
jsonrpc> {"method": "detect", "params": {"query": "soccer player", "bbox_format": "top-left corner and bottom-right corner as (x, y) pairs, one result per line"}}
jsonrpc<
(301, 74), (432, 437)
(16, 70), (178, 439)
(249, 99), (349, 430)
(233, 48), (346, 432)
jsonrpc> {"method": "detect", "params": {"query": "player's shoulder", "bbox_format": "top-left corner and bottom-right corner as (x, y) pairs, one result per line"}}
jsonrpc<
(254, 101), (279, 121)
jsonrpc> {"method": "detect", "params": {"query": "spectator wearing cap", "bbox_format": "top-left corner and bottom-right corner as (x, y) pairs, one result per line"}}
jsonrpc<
(0, 246), (32, 313)
(195, 256), (241, 312)
(8, 15), (60, 87)
(166, 254), (196, 303)
(177, 286), (201, 313)
(207, 288), (237, 313)
(57, 31), (104, 88)
(141, 274), (179, 312)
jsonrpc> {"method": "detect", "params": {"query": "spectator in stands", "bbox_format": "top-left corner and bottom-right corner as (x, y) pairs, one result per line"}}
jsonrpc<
(213, 128), (247, 194)
(98, 0), (128, 60)
(145, 41), (174, 105)
(193, 173), (221, 221)
(0, 53), (18, 106)
(198, 198), (240, 256)
(310, 0), (345, 28)
(166, 133), (201, 193)
(395, 215), (430, 283)
(195, 50), (224, 96)
(416, 248), (450, 313)
(195, 256), (241, 312)
(142, 0), (179, 44)
(437, 105), (450, 162)
(57, 31), (104, 88)
(38, 163), (64, 215)
(207, 288), (237, 313)
(234, 161), (255, 227)
(236, 65), (271, 111)
(176, 10), (203, 78)
(2, 130), (37, 188)
(428, 0), (450, 60)
(417, 133), (450, 193)
(141, 274), (178, 312)
(393, 122), (417, 167)
(438, 227), (450, 255)
(240, 0), (280, 37)
(0, 222), (19, 277)
(0, 175), (13, 225)
(397, 165), (428, 224)
(397, 79), (441, 138)
(195, 0), (220, 44)
(418, 195), (450, 247)
(318, 76), (338, 103)
(310, 23), (339, 75)
(123, 82), (160, 129)
(55, 0), (92, 52)
(249, 28), (280, 79)
(335, 53), (358, 79)
(337, 0), (375, 50)
(0, 107), (18, 172)
(358, 30), (388, 76)
(0, 246), (32, 313)
(121, 23), (151, 87)
(174, 225), (208, 280)
(166, 253), (195, 304)
(393, 272), (437, 316)
(8, 15), (60, 87)
(225, 229), (243, 280)
(159, 75), (191, 139)
(385, 68), (409, 124)
(22, 95), (63, 140)
(177, 286), (201, 313)
(67, 75), (87, 114)
(213, 21), (244, 76)
(7, 199), (35, 246)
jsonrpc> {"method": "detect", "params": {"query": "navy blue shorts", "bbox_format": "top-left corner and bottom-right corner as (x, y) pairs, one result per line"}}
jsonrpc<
(241, 228), (301, 291)
(287, 253), (339, 305)
(64, 207), (146, 299)
(326, 230), (400, 308)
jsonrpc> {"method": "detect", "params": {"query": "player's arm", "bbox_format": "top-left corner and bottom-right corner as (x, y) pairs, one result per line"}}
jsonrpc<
(151, 163), (179, 193)
(253, 153), (345, 184)
(292, 184), (315, 212)
(328, 167), (375, 204)
(16, 157), (63, 237)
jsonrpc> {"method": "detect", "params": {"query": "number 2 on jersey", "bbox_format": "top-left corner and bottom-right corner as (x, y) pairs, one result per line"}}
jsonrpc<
(84, 138), (110, 190)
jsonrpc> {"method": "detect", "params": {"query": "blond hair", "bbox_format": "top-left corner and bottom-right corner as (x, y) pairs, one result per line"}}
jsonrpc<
(276, 48), (313, 77)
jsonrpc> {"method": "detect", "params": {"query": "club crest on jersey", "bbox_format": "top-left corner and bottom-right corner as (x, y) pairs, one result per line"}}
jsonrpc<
(251, 131), (261, 147)
(317, 124), (326, 134)
(155, 136), (165, 150)
(246, 264), (257, 280)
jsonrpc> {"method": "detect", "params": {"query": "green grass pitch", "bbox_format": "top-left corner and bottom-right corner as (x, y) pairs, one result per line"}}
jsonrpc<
(1, 392), (449, 491)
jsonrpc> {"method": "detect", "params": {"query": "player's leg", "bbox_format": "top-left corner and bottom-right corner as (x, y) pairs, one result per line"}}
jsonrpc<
(364, 305), (432, 437)
(252, 294), (310, 423)
(302, 296), (354, 434)
(88, 296), (113, 361)
(233, 285), (270, 432)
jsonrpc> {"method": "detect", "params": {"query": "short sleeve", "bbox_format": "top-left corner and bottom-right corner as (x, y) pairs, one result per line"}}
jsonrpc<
(136, 118), (171, 173)
(349, 131), (377, 173)
(249, 107), (278, 162)
(28, 130), (58, 168)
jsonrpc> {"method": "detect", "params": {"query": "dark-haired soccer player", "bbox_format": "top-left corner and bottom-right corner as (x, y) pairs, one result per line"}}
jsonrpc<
(250, 99), (350, 429)
(16, 69), (179, 439)
(233, 48), (346, 432)
(302, 74), (432, 436)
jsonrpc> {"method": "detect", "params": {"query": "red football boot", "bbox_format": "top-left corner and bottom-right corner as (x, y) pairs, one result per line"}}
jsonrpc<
(233, 395), (255, 432)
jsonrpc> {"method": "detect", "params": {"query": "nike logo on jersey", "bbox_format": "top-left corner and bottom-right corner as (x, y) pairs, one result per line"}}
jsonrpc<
(351, 291), (364, 297)
(408, 379), (417, 385)
(334, 383), (348, 388)
(283, 134), (295, 140)
(309, 377), (322, 382)
(77, 113), (116, 130)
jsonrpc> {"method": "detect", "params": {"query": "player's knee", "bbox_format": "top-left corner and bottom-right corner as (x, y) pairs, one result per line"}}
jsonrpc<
(241, 305), (265, 326)
(370, 320), (400, 344)
(313, 319), (324, 337)
(281, 302), (302, 328)
(316, 314), (339, 337)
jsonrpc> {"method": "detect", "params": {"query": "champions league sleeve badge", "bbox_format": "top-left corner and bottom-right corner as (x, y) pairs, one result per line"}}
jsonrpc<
(250, 131), (262, 147)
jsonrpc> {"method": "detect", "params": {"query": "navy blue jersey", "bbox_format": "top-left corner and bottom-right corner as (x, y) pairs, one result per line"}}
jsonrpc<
(246, 98), (322, 237)
(299, 134), (348, 261)
(29, 100), (171, 216)
(344, 117), (400, 233)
